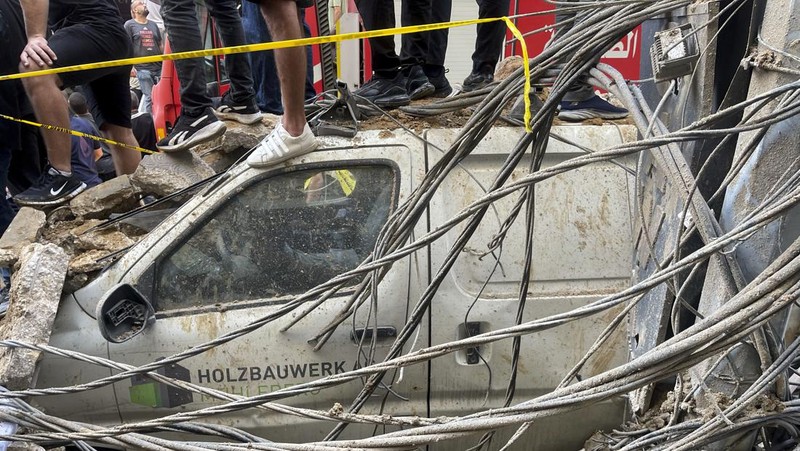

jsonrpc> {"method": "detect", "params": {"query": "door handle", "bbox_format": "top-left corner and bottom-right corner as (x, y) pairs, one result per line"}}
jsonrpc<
(351, 326), (396, 342)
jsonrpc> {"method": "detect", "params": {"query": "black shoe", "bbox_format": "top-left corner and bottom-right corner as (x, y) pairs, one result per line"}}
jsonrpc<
(354, 73), (410, 108)
(424, 67), (453, 98)
(462, 71), (494, 92)
(14, 167), (87, 207)
(214, 92), (263, 125)
(404, 65), (435, 100)
(157, 107), (227, 153)
(508, 93), (544, 123)
(558, 95), (629, 121)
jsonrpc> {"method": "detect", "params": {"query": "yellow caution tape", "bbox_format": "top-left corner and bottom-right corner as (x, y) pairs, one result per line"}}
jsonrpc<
(0, 113), (156, 155)
(0, 16), (535, 145)
(304, 169), (357, 196)
(501, 17), (532, 132)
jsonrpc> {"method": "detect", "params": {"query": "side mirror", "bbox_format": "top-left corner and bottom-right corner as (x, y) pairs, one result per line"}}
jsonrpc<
(96, 284), (155, 343)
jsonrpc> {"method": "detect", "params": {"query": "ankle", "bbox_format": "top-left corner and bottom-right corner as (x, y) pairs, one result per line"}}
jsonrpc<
(281, 119), (306, 138)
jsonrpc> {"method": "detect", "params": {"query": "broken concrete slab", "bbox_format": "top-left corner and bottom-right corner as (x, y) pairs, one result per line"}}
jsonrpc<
(69, 249), (113, 275)
(130, 151), (216, 197)
(0, 208), (47, 268)
(73, 227), (136, 254)
(0, 243), (69, 390)
(218, 121), (269, 154)
(69, 175), (141, 220)
(196, 119), (275, 172)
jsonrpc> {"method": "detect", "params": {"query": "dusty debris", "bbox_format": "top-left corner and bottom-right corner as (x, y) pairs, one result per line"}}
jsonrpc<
(0, 208), (46, 268)
(495, 55), (524, 81)
(0, 243), (68, 390)
(131, 151), (216, 197)
(69, 249), (115, 275)
(217, 120), (269, 153)
(71, 223), (136, 252)
(69, 174), (141, 219)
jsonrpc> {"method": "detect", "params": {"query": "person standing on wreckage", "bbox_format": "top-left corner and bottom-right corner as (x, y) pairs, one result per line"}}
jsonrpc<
(5, 0), (143, 208)
(240, 0), (318, 168)
(157, 0), (317, 168)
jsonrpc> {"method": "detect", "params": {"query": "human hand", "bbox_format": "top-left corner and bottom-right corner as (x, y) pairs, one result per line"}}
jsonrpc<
(20, 35), (56, 68)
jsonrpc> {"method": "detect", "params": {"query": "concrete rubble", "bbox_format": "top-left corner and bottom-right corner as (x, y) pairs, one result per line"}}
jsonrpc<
(69, 174), (140, 219)
(0, 243), (68, 390)
(130, 151), (216, 198)
(0, 123), (269, 298)
(0, 208), (46, 268)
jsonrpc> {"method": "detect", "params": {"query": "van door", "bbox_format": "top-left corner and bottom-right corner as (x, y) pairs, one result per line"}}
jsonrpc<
(106, 144), (429, 443)
(424, 126), (635, 450)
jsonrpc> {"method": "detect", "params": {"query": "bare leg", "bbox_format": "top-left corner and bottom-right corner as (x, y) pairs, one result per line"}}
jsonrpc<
(19, 70), (71, 172)
(259, 1), (307, 137)
(103, 124), (142, 175)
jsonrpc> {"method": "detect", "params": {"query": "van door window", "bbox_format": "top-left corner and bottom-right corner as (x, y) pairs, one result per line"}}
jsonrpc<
(154, 165), (396, 311)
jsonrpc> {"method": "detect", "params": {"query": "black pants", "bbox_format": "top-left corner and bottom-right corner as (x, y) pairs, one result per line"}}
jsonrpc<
(161, 0), (255, 117)
(356, 0), (452, 77)
(471, 0), (511, 74)
(554, 0), (594, 101)
(0, 0), (26, 234)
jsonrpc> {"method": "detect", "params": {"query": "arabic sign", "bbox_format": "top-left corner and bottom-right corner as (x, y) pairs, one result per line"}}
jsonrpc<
(505, 0), (642, 81)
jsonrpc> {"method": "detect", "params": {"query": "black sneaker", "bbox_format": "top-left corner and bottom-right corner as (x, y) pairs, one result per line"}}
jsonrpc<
(462, 71), (494, 92)
(14, 167), (87, 207)
(354, 73), (410, 108)
(214, 91), (263, 125)
(403, 65), (435, 100)
(558, 95), (629, 121)
(424, 66), (453, 98)
(157, 107), (227, 153)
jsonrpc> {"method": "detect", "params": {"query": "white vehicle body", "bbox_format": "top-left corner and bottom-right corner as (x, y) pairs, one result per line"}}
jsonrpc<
(36, 124), (636, 449)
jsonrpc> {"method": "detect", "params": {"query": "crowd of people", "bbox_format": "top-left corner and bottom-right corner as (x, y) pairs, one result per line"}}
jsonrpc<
(0, 0), (627, 237)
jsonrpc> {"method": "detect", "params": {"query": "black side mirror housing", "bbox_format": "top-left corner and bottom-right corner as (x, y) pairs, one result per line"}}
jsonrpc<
(96, 284), (155, 343)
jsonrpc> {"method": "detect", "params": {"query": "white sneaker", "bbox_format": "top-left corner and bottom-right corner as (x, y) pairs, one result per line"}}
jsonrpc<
(247, 122), (318, 168)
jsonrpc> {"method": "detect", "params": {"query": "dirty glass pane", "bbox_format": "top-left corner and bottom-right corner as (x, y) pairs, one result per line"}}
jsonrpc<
(155, 165), (395, 310)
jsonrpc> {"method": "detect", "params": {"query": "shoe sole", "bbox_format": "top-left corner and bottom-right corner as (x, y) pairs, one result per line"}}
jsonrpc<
(461, 82), (489, 93)
(431, 86), (453, 98)
(14, 183), (87, 207)
(247, 142), (318, 168)
(558, 110), (629, 121)
(157, 121), (227, 153)
(214, 109), (264, 125)
(372, 97), (411, 109)
(409, 82), (435, 100)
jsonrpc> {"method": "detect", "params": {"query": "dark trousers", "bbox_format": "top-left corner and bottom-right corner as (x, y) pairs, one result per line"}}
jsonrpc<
(0, 0), (25, 234)
(554, 0), (594, 101)
(417, 0), (450, 75)
(241, 1), (315, 113)
(471, 0), (511, 74)
(161, 0), (255, 117)
(355, 0), (432, 76)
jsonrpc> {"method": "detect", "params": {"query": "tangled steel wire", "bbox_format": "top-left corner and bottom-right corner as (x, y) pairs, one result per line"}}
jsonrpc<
(1, 0), (799, 449)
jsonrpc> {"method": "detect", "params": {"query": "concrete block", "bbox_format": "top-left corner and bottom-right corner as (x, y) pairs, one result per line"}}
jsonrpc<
(218, 121), (268, 154)
(0, 243), (69, 390)
(0, 208), (46, 268)
(198, 120), (273, 172)
(130, 151), (216, 197)
(69, 175), (140, 220)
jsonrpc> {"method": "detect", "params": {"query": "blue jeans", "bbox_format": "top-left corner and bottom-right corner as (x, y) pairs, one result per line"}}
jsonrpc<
(135, 68), (159, 115)
(241, 2), (316, 114)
